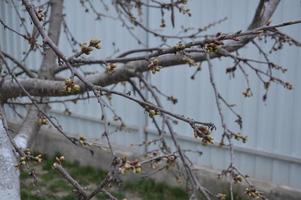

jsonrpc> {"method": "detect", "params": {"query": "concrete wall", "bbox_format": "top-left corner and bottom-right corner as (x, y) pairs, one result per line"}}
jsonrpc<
(19, 123), (301, 200)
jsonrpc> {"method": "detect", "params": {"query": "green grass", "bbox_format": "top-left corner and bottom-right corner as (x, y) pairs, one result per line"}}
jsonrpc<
(123, 178), (188, 200)
(20, 155), (188, 200)
(21, 155), (248, 200)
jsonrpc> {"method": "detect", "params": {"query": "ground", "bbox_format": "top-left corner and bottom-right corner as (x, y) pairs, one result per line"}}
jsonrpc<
(20, 154), (247, 200)
(20, 154), (188, 200)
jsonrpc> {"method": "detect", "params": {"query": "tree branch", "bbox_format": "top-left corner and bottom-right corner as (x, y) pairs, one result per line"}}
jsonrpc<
(14, 0), (64, 149)
(0, 0), (286, 99)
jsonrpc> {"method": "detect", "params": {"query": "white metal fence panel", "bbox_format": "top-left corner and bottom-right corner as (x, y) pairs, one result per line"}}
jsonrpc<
(147, 0), (301, 189)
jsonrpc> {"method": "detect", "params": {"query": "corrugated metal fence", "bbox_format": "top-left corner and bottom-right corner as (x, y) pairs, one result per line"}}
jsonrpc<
(1, 0), (301, 190)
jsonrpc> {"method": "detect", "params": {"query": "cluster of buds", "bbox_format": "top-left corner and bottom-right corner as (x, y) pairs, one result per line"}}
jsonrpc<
(245, 186), (266, 200)
(148, 58), (161, 74)
(35, 154), (43, 163)
(165, 154), (177, 167)
(264, 81), (270, 90)
(262, 79), (292, 95)
(232, 132), (247, 143)
(147, 150), (160, 157)
(118, 157), (142, 174)
(178, 5), (191, 16)
(89, 38), (101, 49)
(284, 81), (293, 90)
(194, 125), (214, 145)
(24, 148), (31, 155)
(218, 168), (249, 184)
(52, 155), (65, 168)
(105, 63), (117, 74)
(145, 106), (160, 118)
(258, 31), (295, 53)
(215, 193), (226, 200)
(204, 41), (223, 53)
(242, 88), (253, 97)
(38, 115), (48, 125)
(174, 42), (186, 51)
(63, 108), (72, 116)
(152, 154), (177, 170)
(35, 9), (45, 21)
(235, 116), (243, 130)
(16, 149), (43, 168)
(80, 38), (101, 55)
(167, 96), (178, 104)
(130, 15), (137, 25)
(79, 136), (88, 146)
(150, 159), (160, 169)
(233, 173), (243, 183)
(146, 151), (161, 169)
(64, 78), (80, 93)
(270, 63), (287, 73)
(225, 66), (237, 74)
(182, 56), (197, 66)
(17, 156), (28, 167)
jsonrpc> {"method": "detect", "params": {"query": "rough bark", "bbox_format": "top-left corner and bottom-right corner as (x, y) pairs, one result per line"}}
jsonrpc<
(0, 107), (20, 200)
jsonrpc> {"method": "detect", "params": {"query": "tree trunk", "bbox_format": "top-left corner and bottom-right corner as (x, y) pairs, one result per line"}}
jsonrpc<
(0, 112), (20, 200)
(0, 1), (64, 199)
